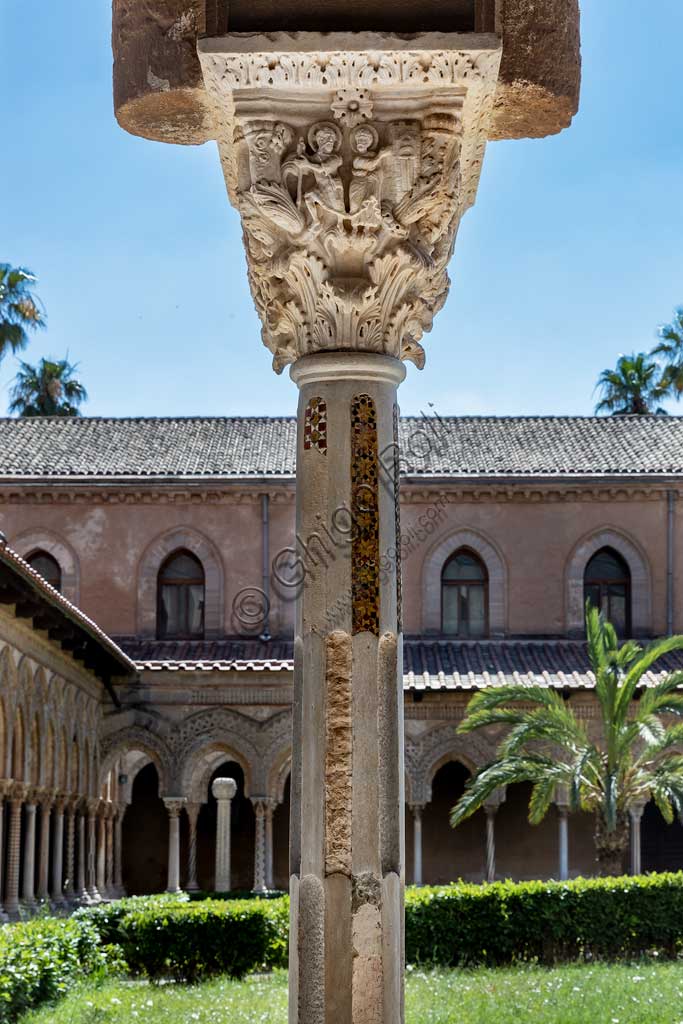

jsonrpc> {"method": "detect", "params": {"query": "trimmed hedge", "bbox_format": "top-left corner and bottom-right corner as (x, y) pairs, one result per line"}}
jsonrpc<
(5, 874), (683, 1020)
(405, 873), (683, 966)
(114, 898), (289, 981)
(0, 916), (117, 1024)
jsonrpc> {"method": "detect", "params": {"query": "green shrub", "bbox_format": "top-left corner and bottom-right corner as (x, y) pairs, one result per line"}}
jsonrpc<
(117, 898), (289, 982)
(75, 892), (190, 946)
(405, 872), (683, 966)
(0, 916), (114, 1023)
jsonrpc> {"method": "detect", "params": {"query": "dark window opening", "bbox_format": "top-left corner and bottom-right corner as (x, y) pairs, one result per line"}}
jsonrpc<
(26, 550), (62, 592)
(584, 547), (631, 636)
(157, 550), (205, 640)
(441, 548), (488, 638)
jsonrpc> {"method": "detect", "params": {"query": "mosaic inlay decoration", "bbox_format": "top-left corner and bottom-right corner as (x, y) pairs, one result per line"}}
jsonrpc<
(393, 402), (403, 633)
(303, 397), (328, 454)
(351, 394), (380, 636)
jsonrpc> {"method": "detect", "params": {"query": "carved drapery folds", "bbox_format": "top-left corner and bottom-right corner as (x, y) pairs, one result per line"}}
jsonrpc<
(199, 38), (502, 372)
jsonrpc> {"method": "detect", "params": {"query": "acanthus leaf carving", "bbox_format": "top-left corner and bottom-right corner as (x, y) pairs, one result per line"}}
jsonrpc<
(199, 41), (502, 373)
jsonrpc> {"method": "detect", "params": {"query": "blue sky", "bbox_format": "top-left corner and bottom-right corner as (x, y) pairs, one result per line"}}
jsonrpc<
(1, 2), (682, 417)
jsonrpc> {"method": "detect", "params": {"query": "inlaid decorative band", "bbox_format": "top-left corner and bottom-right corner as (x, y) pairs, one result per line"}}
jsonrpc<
(351, 394), (380, 636)
(304, 397), (328, 454)
(393, 402), (403, 632)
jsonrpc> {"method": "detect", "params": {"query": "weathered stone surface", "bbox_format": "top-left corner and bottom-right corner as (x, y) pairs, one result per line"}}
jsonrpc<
(112, 0), (214, 145)
(325, 630), (353, 876)
(490, 0), (581, 140)
(112, 2), (580, 147)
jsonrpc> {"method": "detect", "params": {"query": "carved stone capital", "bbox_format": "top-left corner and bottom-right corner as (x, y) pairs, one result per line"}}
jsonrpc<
(163, 796), (187, 818)
(212, 777), (237, 802)
(198, 34), (501, 374)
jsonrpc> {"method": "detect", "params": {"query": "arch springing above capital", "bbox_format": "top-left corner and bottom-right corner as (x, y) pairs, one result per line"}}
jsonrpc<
(198, 37), (502, 373)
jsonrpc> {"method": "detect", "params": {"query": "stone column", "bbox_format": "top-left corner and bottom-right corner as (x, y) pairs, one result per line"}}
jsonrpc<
(96, 806), (107, 897)
(163, 798), (186, 893)
(484, 805), (498, 884)
(86, 800), (100, 901)
(51, 797), (66, 905)
(77, 806), (88, 903)
(105, 808), (115, 898)
(4, 785), (25, 919)
(410, 805), (425, 886)
(264, 798), (277, 891)
(212, 779), (237, 893)
(64, 801), (77, 902)
(36, 794), (53, 903)
(0, 782), (8, 921)
(557, 804), (570, 881)
(630, 804), (645, 876)
(185, 802), (201, 893)
(252, 798), (268, 894)
(22, 795), (37, 909)
(113, 803), (126, 897)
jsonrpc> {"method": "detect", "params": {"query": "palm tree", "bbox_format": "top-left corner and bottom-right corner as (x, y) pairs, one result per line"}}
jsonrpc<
(652, 308), (683, 401)
(594, 353), (667, 415)
(450, 604), (683, 875)
(0, 265), (45, 363)
(8, 357), (87, 417)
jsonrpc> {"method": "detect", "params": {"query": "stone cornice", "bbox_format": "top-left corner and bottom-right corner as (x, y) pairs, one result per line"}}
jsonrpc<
(0, 481), (675, 506)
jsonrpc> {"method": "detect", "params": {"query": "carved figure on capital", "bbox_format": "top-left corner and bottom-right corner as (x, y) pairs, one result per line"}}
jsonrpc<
(231, 98), (463, 373)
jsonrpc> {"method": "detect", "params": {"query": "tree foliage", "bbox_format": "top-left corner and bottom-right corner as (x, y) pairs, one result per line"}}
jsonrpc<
(9, 357), (87, 417)
(450, 604), (683, 873)
(653, 308), (683, 400)
(594, 352), (668, 415)
(0, 264), (45, 364)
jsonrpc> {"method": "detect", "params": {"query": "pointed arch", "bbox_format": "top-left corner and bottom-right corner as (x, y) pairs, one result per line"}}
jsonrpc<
(12, 706), (25, 781)
(11, 529), (80, 604)
(421, 528), (508, 637)
(565, 527), (652, 636)
(136, 527), (224, 638)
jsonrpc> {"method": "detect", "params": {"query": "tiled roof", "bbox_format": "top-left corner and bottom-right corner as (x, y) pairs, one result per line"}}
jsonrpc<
(0, 541), (136, 682)
(119, 637), (683, 690)
(1, 415), (683, 479)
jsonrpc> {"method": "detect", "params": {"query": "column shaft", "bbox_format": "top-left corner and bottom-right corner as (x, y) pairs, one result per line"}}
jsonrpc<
(114, 805), (125, 896)
(558, 808), (569, 881)
(253, 801), (267, 893)
(64, 808), (76, 901)
(186, 803), (200, 892)
(265, 801), (275, 890)
(0, 792), (6, 920)
(5, 796), (23, 918)
(411, 806), (423, 886)
(289, 353), (405, 1024)
(22, 802), (37, 907)
(105, 813), (114, 896)
(77, 812), (88, 901)
(164, 799), (185, 893)
(484, 807), (497, 884)
(630, 808), (644, 876)
(37, 800), (52, 902)
(51, 805), (65, 904)
(96, 812), (106, 896)
(87, 810), (99, 900)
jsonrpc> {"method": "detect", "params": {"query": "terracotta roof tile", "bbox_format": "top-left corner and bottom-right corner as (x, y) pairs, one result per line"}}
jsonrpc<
(1, 415), (683, 479)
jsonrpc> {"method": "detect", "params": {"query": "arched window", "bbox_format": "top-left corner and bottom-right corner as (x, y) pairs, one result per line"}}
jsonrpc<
(157, 550), (205, 640)
(584, 547), (631, 635)
(26, 550), (61, 592)
(441, 549), (488, 638)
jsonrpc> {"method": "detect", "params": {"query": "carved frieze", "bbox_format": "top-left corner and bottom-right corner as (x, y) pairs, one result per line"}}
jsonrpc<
(198, 37), (502, 372)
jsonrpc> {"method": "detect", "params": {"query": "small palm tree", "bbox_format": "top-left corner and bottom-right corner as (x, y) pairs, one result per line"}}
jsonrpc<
(652, 308), (683, 401)
(0, 265), (45, 363)
(450, 604), (683, 875)
(9, 357), (88, 417)
(594, 353), (667, 415)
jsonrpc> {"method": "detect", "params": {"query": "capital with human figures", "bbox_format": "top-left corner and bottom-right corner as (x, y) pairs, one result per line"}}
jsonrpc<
(198, 35), (502, 373)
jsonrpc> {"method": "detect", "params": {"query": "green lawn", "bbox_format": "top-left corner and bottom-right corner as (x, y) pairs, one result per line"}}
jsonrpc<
(21, 962), (683, 1024)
